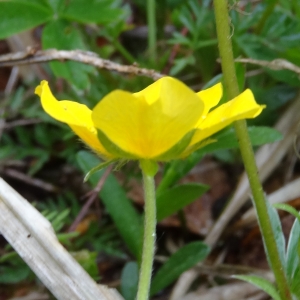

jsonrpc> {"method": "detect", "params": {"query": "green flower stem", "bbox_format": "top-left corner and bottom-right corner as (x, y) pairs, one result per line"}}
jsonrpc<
(112, 39), (136, 64)
(136, 162), (157, 300)
(255, 0), (278, 35)
(213, 1), (292, 300)
(147, 0), (157, 61)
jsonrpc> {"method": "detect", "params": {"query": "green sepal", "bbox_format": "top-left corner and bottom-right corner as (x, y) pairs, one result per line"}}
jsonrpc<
(97, 129), (138, 160)
(140, 160), (159, 176)
(154, 129), (196, 161)
(83, 158), (119, 182)
(181, 138), (217, 158)
(114, 159), (129, 171)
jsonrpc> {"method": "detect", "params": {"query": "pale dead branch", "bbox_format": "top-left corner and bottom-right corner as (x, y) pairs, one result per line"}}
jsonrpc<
(0, 178), (123, 300)
(0, 49), (163, 80)
(234, 58), (300, 75)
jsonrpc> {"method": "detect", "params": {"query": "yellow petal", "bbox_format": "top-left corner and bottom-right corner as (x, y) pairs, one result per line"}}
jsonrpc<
(197, 82), (223, 116)
(190, 89), (265, 146)
(92, 77), (204, 158)
(35, 81), (112, 158)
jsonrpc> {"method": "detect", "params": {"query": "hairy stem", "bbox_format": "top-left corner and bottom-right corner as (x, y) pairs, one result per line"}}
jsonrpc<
(136, 162), (157, 300)
(213, 1), (292, 299)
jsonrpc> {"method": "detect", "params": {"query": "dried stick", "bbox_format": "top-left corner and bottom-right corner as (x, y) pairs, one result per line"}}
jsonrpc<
(0, 178), (123, 300)
(0, 49), (164, 80)
(234, 57), (300, 75)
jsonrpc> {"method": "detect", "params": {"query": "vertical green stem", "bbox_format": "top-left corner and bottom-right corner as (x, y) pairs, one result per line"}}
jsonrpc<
(147, 0), (157, 61)
(213, 1), (292, 300)
(112, 39), (136, 64)
(136, 163), (157, 300)
(254, 0), (278, 35)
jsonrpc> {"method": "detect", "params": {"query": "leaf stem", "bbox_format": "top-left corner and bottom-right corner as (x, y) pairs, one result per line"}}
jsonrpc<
(213, 1), (292, 299)
(147, 0), (157, 61)
(136, 162), (157, 300)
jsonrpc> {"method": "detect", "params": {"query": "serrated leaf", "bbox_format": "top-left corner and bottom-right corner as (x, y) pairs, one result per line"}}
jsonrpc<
(234, 275), (281, 300)
(42, 19), (94, 89)
(76, 151), (142, 259)
(150, 242), (210, 295)
(121, 262), (139, 300)
(0, 1), (52, 39)
(61, 0), (123, 24)
(157, 183), (209, 221)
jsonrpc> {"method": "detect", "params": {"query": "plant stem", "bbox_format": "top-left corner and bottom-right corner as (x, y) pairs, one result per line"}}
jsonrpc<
(136, 164), (157, 300)
(213, 1), (292, 300)
(147, 0), (157, 61)
(112, 39), (136, 64)
(255, 0), (279, 35)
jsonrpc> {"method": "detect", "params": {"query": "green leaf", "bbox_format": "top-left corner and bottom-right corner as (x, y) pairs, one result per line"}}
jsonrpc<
(157, 126), (282, 193)
(42, 19), (95, 90)
(157, 183), (209, 221)
(61, 0), (123, 24)
(0, 1), (52, 39)
(150, 242), (210, 295)
(234, 275), (281, 300)
(273, 203), (300, 223)
(121, 262), (139, 300)
(76, 151), (143, 259)
(264, 199), (286, 272)
(0, 264), (31, 284)
(198, 126), (282, 154)
(285, 216), (300, 281)
(72, 250), (99, 280)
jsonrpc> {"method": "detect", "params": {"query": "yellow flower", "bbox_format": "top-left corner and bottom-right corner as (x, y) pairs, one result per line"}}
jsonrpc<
(35, 77), (265, 161)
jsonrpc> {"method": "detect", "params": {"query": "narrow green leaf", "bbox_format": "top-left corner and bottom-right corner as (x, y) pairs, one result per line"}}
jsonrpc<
(150, 242), (210, 295)
(0, 1), (52, 39)
(42, 19), (95, 90)
(273, 203), (300, 223)
(157, 183), (209, 221)
(285, 216), (300, 281)
(264, 199), (286, 272)
(76, 151), (142, 259)
(121, 262), (139, 300)
(198, 126), (282, 155)
(157, 126), (282, 193)
(234, 275), (281, 300)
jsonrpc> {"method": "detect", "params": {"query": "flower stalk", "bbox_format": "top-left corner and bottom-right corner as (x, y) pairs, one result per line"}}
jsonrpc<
(136, 161), (157, 300)
(213, 1), (291, 299)
(147, 0), (157, 61)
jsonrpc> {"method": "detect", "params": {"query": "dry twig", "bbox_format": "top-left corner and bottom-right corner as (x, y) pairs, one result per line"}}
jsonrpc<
(234, 57), (300, 75)
(0, 49), (164, 80)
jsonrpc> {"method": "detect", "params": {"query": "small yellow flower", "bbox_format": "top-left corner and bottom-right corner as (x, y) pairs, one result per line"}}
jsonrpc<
(35, 77), (265, 161)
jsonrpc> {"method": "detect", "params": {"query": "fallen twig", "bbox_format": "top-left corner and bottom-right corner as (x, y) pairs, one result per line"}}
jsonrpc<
(0, 49), (164, 80)
(234, 57), (300, 75)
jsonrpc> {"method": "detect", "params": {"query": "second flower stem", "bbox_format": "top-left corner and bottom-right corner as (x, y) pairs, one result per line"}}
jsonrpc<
(147, 0), (157, 62)
(213, 1), (292, 299)
(136, 165), (157, 300)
